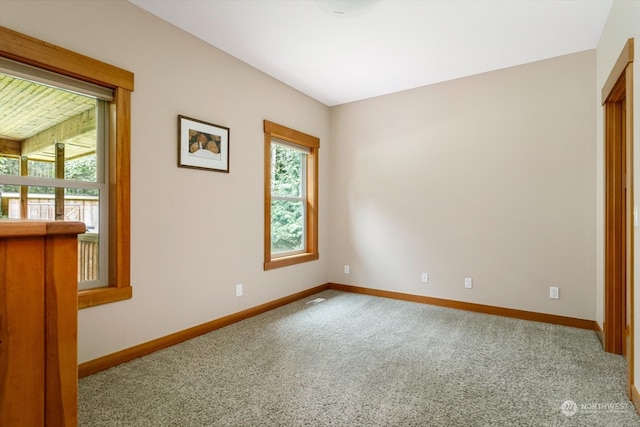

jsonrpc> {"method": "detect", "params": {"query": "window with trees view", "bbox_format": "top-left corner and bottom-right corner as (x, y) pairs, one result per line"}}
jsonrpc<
(263, 120), (319, 270)
(0, 25), (133, 308)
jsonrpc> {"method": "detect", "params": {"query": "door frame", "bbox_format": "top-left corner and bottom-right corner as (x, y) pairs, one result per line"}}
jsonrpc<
(603, 38), (634, 398)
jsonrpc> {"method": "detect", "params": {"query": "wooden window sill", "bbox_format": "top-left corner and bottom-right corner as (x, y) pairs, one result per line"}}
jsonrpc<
(264, 252), (319, 271)
(78, 286), (132, 309)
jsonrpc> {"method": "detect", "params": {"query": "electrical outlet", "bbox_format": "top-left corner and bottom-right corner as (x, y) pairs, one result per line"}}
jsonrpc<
(549, 286), (559, 299)
(344, 265), (350, 274)
(421, 273), (429, 283)
(464, 277), (473, 289)
(236, 283), (243, 297)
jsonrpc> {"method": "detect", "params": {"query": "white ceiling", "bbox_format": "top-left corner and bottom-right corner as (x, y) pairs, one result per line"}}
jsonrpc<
(130, 0), (613, 107)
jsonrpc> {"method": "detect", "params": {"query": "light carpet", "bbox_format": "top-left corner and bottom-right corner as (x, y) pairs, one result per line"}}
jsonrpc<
(79, 290), (640, 426)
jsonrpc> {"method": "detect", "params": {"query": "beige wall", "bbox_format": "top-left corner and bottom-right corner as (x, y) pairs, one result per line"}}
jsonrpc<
(595, 0), (640, 386)
(0, 0), (331, 363)
(328, 51), (597, 320)
(0, 0), (607, 364)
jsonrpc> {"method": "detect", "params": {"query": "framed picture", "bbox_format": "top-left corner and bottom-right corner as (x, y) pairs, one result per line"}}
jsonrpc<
(178, 115), (230, 172)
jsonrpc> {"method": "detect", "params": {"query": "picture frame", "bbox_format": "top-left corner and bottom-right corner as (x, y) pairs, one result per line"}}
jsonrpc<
(178, 115), (230, 172)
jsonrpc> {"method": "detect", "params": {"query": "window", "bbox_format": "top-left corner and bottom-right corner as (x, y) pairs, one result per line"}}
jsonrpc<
(0, 66), (109, 290)
(264, 120), (319, 270)
(0, 26), (134, 308)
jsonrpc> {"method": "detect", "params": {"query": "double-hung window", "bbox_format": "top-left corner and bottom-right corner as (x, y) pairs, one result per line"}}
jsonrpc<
(0, 26), (134, 308)
(270, 140), (308, 255)
(264, 120), (319, 270)
(0, 59), (110, 290)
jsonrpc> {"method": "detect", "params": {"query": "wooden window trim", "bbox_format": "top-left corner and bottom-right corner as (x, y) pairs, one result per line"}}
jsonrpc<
(0, 26), (134, 308)
(264, 120), (319, 270)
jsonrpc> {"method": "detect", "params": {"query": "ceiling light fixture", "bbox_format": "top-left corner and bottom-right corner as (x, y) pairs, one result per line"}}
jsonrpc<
(314, 0), (382, 18)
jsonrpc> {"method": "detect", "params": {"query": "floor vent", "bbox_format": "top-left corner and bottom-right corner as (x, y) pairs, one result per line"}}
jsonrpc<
(306, 297), (326, 305)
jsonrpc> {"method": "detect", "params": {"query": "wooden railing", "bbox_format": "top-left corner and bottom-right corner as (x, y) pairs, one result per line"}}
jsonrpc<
(78, 233), (99, 282)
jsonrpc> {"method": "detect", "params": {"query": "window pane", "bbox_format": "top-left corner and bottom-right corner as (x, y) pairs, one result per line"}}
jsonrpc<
(25, 187), (55, 219)
(271, 144), (303, 197)
(0, 151), (97, 183)
(64, 190), (100, 232)
(69, 190), (101, 287)
(78, 230), (100, 287)
(0, 156), (19, 195)
(271, 199), (304, 254)
(66, 153), (97, 183)
(9, 186), (98, 224)
(0, 72), (98, 181)
(28, 159), (54, 178)
(1, 70), (104, 288)
(0, 156), (18, 176)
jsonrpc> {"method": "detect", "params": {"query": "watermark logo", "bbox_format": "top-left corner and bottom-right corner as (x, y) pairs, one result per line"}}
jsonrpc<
(561, 400), (578, 417)
(560, 399), (630, 417)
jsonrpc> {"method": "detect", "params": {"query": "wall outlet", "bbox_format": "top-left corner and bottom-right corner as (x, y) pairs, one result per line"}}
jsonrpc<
(344, 265), (350, 274)
(549, 286), (559, 299)
(421, 273), (429, 283)
(464, 277), (473, 289)
(236, 283), (243, 297)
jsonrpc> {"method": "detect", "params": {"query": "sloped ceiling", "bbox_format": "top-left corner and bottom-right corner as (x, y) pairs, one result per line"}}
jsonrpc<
(130, 0), (613, 106)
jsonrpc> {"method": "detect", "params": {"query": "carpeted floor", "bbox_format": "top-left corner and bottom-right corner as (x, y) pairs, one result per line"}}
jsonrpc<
(79, 290), (640, 426)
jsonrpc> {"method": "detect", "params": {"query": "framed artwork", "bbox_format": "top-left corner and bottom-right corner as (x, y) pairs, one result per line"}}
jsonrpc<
(178, 115), (230, 172)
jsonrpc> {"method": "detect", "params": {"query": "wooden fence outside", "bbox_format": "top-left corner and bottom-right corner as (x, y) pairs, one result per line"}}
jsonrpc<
(2, 194), (99, 228)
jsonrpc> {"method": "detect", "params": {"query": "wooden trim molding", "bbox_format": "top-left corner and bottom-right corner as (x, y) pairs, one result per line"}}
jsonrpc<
(329, 283), (598, 330)
(632, 384), (640, 415)
(264, 120), (320, 149)
(264, 253), (320, 271)
(78, 286), (132, 310)
(0, 26), (134, 90)
(263, 120), (320, 270)
(602, 37), (635, 400)
(602, 38), (634, 104)
(80, 283), (604, 377)
(78, 284), (330, 378)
